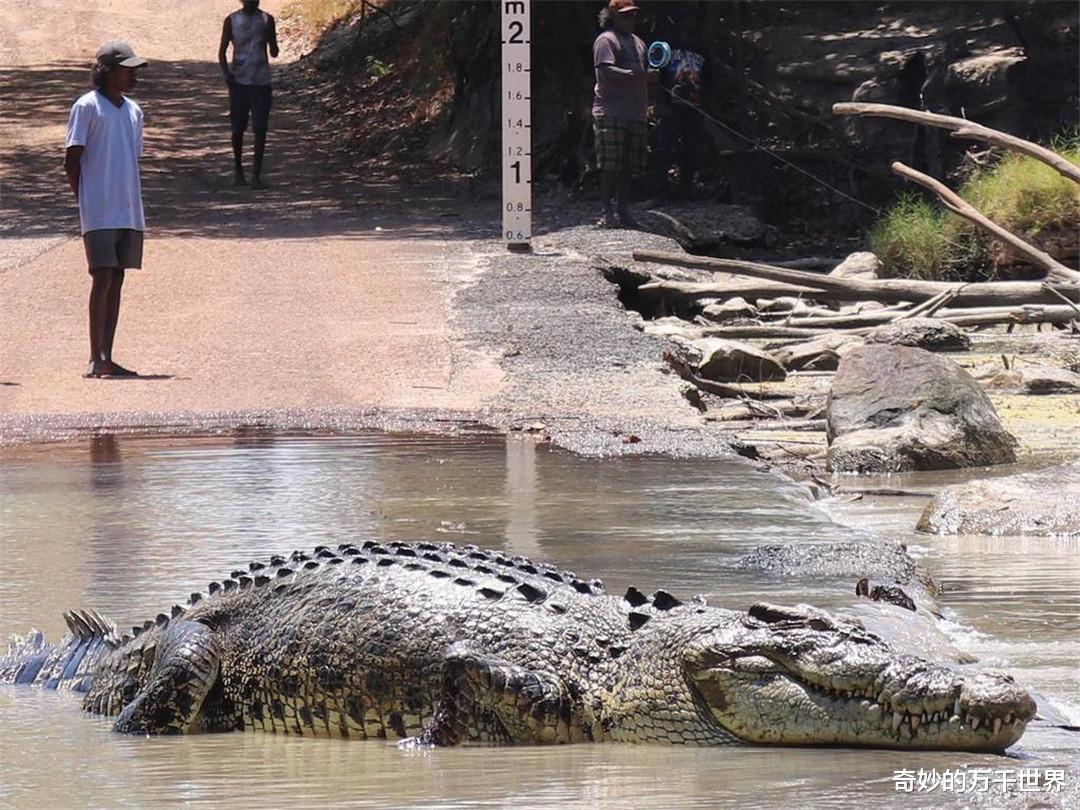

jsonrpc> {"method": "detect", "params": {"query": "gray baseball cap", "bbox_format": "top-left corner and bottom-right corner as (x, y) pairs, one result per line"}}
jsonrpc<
(96, 40), (148, 68)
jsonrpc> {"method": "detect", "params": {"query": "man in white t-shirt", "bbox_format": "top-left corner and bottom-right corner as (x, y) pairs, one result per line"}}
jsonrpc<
(65, 41), (147, 379)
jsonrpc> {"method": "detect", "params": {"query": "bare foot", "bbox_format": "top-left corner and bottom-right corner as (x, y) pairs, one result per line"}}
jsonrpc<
(97, 360), (138, 377)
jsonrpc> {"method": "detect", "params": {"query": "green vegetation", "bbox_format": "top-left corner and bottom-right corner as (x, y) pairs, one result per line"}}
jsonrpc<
(871, 140), (1080, 281)
(364, 56), (391, 78)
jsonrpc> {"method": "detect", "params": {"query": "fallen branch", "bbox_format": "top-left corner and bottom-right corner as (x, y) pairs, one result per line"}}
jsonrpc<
(664, 349), (789, 400)
(723, 418), (827, 432)
(638, 278), (826, 300)
(779, 303), (1079, 330)
(699, 325), (831, 339)
(891, 162), (1080, 284)
(940, 305), (1080, 328)
(633, 250), (1080, 307)
(833, 102), (1080, 186)
(895, 288), (960, 320)
(1043, 284), (1080, 319)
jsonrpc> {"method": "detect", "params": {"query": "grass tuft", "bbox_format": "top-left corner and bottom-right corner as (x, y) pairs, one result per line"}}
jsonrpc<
(871, 139), (1080, 281)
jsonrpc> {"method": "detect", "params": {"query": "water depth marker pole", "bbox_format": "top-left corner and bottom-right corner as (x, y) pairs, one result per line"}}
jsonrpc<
(501, 0), (531, 253)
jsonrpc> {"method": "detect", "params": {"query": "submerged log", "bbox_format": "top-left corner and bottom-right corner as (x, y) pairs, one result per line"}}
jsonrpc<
(632, 250), (1080, 307)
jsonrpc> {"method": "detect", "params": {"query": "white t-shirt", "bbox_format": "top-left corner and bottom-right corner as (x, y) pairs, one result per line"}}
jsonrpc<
(65, 90), (145, 234)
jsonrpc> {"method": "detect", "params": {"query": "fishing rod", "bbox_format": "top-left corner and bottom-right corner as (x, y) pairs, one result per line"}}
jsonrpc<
(648, 40), (882, 215)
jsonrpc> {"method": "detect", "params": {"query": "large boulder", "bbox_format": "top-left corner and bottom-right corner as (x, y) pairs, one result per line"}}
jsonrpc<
(866, 318), (971, 352)
(668, 337), (786, 383)
(826, 345), (1018, 472)
(917, 462), (1080, 536)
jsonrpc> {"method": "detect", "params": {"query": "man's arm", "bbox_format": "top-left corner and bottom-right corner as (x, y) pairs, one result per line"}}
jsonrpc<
(64, 145), (83, 199)
(598, 63), (639, 79)
(268, 14), (279, 59)
(218, 16), (234, 84)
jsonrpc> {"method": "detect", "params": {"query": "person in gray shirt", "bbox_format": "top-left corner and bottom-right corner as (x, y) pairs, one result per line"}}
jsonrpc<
(592, 0), (651, 228)
(219, 0), (279, 189)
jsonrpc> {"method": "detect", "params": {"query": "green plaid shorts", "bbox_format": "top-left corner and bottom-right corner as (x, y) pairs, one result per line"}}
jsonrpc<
(593, 116), (648, 174)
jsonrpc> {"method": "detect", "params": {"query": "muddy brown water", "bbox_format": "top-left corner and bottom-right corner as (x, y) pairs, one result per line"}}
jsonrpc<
(0, 433), (1076, 808)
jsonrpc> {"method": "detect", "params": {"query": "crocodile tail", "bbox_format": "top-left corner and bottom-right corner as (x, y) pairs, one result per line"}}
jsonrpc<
(0, 609), (121, 692)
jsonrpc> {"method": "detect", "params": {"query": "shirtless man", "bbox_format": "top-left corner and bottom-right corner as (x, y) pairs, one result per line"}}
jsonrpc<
(219, 0), (279, 189)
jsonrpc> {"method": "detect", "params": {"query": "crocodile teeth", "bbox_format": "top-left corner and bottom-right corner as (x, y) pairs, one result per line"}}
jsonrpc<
(993, 718), (1003, 736)
(865, 686), (875, 699)
(954, 697), (962, 717)
(1004, 713), (1013, 725)
(892, 711), (904, 732)
(970, 716), (981, 731)
(911, 714), (921, 731)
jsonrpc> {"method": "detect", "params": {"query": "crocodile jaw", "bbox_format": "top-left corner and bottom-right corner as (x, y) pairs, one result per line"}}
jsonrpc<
(692, 663), (1031, 751)
(684, 603), (1035, 752)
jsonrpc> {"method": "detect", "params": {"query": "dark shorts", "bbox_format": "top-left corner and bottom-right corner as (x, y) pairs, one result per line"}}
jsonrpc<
(83, 229), (144, 272)
(229, 83), (273, 134)
(593, 116), (648, 174)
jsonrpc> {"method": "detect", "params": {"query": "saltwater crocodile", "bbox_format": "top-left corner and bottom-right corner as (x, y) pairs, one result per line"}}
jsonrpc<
(1, 541), (1034, 751)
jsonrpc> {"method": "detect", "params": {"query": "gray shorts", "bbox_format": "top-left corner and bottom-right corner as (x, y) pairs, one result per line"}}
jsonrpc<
(83, 228), (144, 272)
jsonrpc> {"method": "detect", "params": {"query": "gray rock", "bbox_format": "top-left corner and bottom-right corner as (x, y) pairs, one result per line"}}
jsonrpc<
(673, 337), (786, 383)
(700, 297), (757, 323)
(826, 345), (1018, 472)
(829, 252), (881, 280)
(772, 334), (864, 372)
(946, 50), (1026, 119)
(986, 363), (1080, 394)
(739, 539), (918, 583)
(755, 296), (802, 314)
(866, 318), (972, 352)
(917, 462), (1080, 536)
(637, 203), (767, 252)
(640, 316), (703, 341)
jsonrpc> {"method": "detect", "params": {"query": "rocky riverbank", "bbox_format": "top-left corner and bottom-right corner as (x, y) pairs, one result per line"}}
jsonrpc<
(471, 222), (1080, 540)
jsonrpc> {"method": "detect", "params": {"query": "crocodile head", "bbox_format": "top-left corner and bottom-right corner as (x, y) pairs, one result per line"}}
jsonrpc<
(683, 602), (1035, 752)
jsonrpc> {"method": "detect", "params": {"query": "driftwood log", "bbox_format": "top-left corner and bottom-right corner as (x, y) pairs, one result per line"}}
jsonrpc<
(639, 278), (826, 300)
(891, 162), (1080, 284)
(780, 304), (1079, 330)
(833, 102), (1080, 186)
(632, 250), (1080, 307)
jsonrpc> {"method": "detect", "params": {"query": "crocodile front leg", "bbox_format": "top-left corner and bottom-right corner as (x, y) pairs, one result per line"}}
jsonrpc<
(113, 620), (220, 734)
(419, 643), (579, 745)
